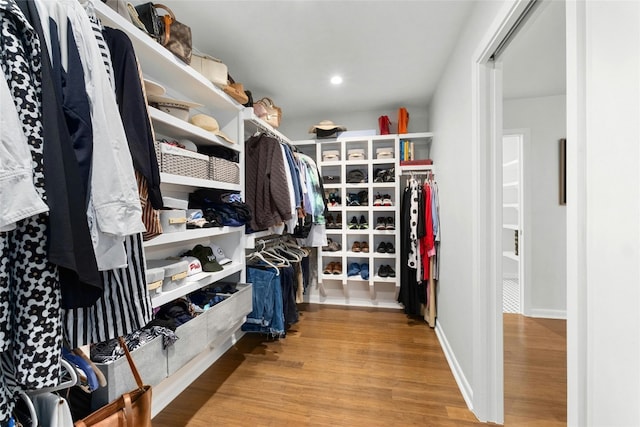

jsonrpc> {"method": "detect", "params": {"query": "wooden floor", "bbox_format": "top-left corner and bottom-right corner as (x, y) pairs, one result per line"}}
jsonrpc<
(153, 305), (566, 426)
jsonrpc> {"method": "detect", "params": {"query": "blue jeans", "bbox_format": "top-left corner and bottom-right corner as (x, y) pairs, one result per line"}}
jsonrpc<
(243, 267), (285, 337)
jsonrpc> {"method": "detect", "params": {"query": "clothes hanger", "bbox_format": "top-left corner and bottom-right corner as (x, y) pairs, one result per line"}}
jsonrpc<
(27, 359), (78, 396)
(61, 347), (99, 392)
(261, 246), (290, 267)
(12, 391), (38, 427)
(246, 251), (280, 275)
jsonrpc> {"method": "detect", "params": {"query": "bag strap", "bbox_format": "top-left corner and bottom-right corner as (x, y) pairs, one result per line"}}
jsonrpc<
(153, 4), (175, 45)
(118, 337), (144, 390)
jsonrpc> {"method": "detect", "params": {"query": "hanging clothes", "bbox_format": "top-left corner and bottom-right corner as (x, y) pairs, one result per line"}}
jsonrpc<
(0, 1), (63, 422)
(398, 183), (425, 316)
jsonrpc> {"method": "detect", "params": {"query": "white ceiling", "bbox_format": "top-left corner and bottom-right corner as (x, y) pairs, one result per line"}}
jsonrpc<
(141, 1), (565, 121)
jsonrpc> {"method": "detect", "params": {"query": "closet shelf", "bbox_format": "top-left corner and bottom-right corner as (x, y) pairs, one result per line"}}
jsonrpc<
(372, 159), (396, 165)
(502, 251), (519, 261)
(241, 109), (291, 144)
(320, 161), (342, 167)
(503, 159), (519, 168)
(150, 261), (244, 307)
(398, 164), (434, 172)
(503, 224), (519, 230)
(372, 182), (397, 188)
(503, 181), (518, 188)
(144, 226), (243, 248)
(96, 2), (241, 113)
(503, 203), (519, 209)
(160, 173), (241, 191)
(150, 108), (239, 150)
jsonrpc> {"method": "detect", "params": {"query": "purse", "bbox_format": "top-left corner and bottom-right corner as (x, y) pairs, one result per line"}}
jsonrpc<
(397, 107), (409, 134)
(135, 3), (192, 64)
(74, 337), (152, 427)
(254, 97), (282, 128)
(378, 115), (391, 135)
(191, 53), (228, 87)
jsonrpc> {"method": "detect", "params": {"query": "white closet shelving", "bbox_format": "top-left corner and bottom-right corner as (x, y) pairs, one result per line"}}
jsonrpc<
(96, 3), (251, 418)
(293, 132), (433, 309)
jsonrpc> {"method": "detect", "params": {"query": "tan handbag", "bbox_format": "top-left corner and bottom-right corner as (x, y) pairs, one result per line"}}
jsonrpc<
(191, 53), (228, 87)
(255, 97), (282, 128)
(74, 337), (152, 427)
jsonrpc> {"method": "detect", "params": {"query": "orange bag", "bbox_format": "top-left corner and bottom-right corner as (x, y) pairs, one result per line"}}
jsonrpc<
(397, 107), (409, 134)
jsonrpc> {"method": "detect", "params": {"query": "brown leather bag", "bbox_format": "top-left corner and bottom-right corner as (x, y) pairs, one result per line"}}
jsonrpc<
(135, 3), (192, 64)
(255, 97), (282, 128)
(74, 337), (152, 427)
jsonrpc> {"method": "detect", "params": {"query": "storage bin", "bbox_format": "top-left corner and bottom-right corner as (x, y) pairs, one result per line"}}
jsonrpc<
(209, 156), (240, 184)
(146, 259), (189, 292)
(162, 195), (189, 210)
(155, 141), (209, 180)
(145, 267), (164, 295)
(322, 150), (340, 162)
(208, 283), (253, 342)
(159, 209), (187, 233)
(91, 335), (167, 409)
(166, 310), (210, 375)
(376, 147), (394, 159)
(347, 148), (365, 160)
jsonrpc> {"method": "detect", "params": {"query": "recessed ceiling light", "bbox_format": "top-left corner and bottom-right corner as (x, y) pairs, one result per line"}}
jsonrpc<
(330, 75), (343, 85)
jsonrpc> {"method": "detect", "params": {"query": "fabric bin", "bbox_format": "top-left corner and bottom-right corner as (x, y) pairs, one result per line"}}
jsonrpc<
(156, 141), (209, 180)
(162, 195), (189, 210)
(166, 311), (210, 375)
(322, 150), (340, 162)
(146, 259), (189, 292)
(145, 267), (164, 295)
(91, 335), (167, 409)
(208, 283), (253, 343)
(209, 156), (240, 184)
(347, 148), (365, 160)
(159, 209), (187, 233)
(376, 147), (394, 159)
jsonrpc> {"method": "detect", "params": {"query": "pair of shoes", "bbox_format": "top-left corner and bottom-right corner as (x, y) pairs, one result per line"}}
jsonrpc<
(373, 168), (395, 183)
(347, 193), (360, 206)
(381, 194), (393, 206)
(377, 264), (396, 278)
(323, 262), (341, 274)
(349, 215), (368, 230)
(322, 238), (342, 252)
(347, 191), (369, 206)
(346, 262), (369, 279)
(327, 192), (341, 207)
(351, 241), (370, 253)
(326, 213), (342, 229)
(375, 217), (395, 230)
(323, 261), (343, 275)
(376, 242), (395, 253)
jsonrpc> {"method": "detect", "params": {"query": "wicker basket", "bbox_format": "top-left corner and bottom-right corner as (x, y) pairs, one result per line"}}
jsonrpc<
(209, 156), (240, 184)
(155, 141), (209, 180)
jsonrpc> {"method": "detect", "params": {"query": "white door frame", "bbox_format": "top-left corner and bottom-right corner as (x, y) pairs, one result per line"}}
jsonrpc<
(470, 0), (537, 422)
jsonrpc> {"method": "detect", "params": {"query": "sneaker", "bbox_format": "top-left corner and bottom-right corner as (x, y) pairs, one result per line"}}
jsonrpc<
(360, 263), (370, 280)
(373, 193), (382, 206)
(328, 240), (341, 252)
(385, 217), (395, 230)
(386, 265), (396, 278)
(385, 242), (395, 254)
(378, 265), (389, 278)
(375, 217), (386, 230)
(347, 193), (360, 206)
(382, 195), (393, 206)
(358, 190), (368, 206)
(349, 216), (359, 229)
(325, 213), (336, 229)
(376, 241), (387, 253)
(336, 213), (343, 228)
(359, 215), (368, 229)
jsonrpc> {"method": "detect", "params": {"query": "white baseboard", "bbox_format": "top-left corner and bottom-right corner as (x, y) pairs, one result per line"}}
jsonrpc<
(528, 308), (567, 319)
(435, 321), (474, 411)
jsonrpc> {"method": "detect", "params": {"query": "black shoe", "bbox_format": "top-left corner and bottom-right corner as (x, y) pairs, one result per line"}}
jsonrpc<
(385, 217), (395, 230)
(378, 265), (389, 278)
(359, 215), (368, 229)
(376, 242), (387, 253)
(385, 242), (395, 254)
(358, 190), (368, 206)
(326, 213), (336, 229)
(375, 217), (386, 230)
(387, 265), (396, 278)
(349, 216), (359, 229)
(336, 213), (343, 228)
(347, 193), (360, 206)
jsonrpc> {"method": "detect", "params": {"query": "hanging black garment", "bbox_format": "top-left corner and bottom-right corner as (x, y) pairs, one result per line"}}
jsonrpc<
(398, 184), (424, 316)
(103, 27), (163, 209)
(16, 0), (103, 308)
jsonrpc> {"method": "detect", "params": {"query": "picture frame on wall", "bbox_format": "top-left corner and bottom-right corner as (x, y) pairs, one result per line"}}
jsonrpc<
(559, 138), (566, 205)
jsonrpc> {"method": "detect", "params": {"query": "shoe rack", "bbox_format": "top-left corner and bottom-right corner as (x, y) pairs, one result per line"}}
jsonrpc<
(313, 135), (402, 308)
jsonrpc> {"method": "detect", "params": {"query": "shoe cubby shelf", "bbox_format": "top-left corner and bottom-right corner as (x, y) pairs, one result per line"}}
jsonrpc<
(294, 134), (432, 307)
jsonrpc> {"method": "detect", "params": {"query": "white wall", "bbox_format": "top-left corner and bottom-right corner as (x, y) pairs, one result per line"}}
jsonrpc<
(279, 108), (429, 142)
(504, 95), (566, 317)
(426, 0), (507, 417)
(567, 2), (640, 425)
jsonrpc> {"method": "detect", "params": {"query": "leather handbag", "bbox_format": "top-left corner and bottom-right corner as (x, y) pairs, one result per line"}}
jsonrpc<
(397, 107), (409, 134)
(378, 115), (391, 135)
(74, 337), (152, 427)
(135, 3), (192, 64)
(254, 97), (282, 128)
(191, 53), (228, 87)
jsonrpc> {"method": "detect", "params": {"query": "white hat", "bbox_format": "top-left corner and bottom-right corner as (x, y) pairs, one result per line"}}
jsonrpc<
(147, 94), (203, 121)
(143, 78), (165, 97)
(209, 244), (231, 265)
(180, 256), (203, 276)
(189, 114), (236, 144)
(308, 120), (347, 133)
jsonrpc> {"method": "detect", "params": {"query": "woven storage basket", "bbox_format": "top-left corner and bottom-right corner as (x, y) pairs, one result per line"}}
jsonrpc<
(156, 141), (209, 180)
(209, 156), (240, 184)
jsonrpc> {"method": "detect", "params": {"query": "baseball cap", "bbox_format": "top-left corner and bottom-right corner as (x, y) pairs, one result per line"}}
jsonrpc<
(209, 244), (231, 265)
(190, 245), (223, 272)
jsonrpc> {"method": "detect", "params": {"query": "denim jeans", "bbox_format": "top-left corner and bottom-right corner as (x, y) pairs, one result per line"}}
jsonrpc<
(243, 267), (285, 337)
